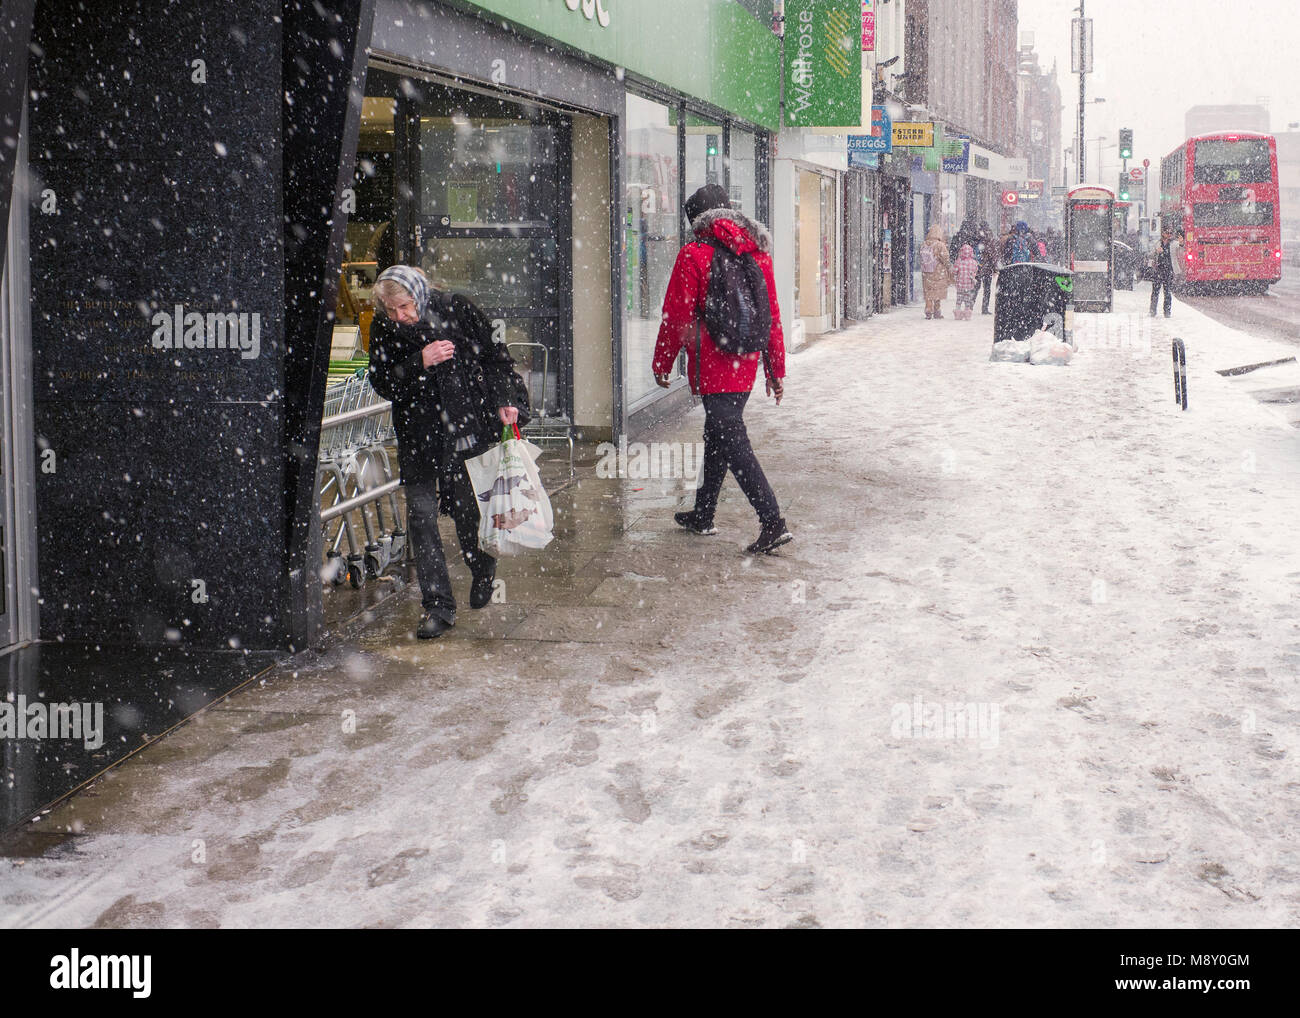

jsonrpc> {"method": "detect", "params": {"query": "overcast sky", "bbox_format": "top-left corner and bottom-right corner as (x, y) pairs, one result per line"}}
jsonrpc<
(1017, 0), (1300, 185)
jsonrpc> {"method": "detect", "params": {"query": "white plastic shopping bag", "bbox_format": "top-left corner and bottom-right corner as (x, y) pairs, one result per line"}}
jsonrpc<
(463, 423), (555, 557)
(1028, 329), (1073, 366)
(989, 339), (1031, 362)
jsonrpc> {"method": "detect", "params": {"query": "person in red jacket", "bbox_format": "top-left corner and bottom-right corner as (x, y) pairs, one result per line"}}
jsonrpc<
(651, 184), (792, 554)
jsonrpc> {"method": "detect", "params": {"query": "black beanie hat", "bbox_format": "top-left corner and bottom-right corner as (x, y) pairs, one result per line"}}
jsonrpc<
(685, 183), (732, 225)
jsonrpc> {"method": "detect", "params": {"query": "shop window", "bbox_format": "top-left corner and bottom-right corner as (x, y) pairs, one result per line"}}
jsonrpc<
(624, 92), (682, 408)
(418, 115), (558, 228)
(685, 112), (724, 203)
(796, 169), (831, 319)
(728, 127), (757, 219)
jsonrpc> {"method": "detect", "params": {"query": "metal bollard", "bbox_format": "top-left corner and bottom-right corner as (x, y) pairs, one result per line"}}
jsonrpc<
(1172, 338), (1187, 411)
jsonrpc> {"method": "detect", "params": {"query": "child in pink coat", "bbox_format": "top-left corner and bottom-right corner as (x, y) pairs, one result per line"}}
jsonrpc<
(953, 244), (979, 320)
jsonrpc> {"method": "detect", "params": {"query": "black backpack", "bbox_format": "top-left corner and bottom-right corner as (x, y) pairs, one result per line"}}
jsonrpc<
(701, 240), (771, 355)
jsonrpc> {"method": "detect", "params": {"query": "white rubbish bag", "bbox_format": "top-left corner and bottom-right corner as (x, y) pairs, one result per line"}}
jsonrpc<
(989, 339), (1031, 362)
(463, 424), (555, 557)
(1029, 329), (1073, 366)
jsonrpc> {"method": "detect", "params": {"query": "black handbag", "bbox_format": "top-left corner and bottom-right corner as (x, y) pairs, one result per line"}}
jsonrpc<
(445, 292), (532, 428)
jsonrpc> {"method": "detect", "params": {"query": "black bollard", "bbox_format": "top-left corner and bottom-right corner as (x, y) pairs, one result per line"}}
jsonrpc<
(1172, 338), (1187, 411)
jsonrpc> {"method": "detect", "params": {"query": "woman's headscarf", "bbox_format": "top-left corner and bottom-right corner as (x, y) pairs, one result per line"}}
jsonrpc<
(375, 264), (432, 320)
(926, 225), (946, 244)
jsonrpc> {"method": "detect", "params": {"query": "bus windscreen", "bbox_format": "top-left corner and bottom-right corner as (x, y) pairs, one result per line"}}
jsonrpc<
(1192, 139), (1271, 183)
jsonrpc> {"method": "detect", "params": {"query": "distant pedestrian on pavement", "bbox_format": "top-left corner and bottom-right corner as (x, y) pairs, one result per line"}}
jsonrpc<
(975, 222), (997, 314)
(1150, 229), (1175, 317)
(921, 225), (952, 319)
(368, 265), (524, 640)
(953, 243), (979, 320)
(949, 212), (981, 264)
(1001, 220), (1035, 265)
(652, 183), (792, 555)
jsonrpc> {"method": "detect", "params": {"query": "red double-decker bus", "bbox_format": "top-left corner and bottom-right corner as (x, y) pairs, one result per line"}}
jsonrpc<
(1159, 132), (1283, 293)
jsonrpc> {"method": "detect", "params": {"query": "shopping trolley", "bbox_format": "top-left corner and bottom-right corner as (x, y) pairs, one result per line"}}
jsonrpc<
(317, 371), (406, 588)
(507, 341), (574, 476)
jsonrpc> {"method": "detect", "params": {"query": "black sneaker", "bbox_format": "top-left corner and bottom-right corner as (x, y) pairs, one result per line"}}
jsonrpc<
(469, 559), (497, 610)
(674, 510), (717, 536)
(417, 612), (453, 639)
(746, 518), (793, 555)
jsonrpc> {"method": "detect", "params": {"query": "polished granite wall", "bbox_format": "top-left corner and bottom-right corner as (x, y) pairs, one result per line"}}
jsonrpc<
(22, 0), (371, 651)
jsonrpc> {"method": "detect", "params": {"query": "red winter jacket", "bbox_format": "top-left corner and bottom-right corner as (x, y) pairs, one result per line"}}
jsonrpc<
(651, 208), (786, 394)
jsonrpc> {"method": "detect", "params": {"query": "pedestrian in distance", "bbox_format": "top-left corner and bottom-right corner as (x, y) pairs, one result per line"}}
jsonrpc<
(368, 265), (526, 640)
(651, 183), (792, 555)
(952, 243), (979, 320)
(1149, 228), (1175, 318)
(1001, 220), (1035, 266)
(921, 224), (952, 319)
(949, 212), (981, 265)
(974, 222), (997, 315)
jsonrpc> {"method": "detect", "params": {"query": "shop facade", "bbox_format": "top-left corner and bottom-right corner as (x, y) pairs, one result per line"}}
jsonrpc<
(772, 132), (845, 347)
(358, 1), (781, 440)
(876, 151), (914, 308)
(842, 165), (878, 321)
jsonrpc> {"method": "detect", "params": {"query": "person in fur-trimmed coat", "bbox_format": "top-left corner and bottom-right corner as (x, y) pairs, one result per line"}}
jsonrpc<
(651, 183), (791, 555)
(921, 225), (952, 319)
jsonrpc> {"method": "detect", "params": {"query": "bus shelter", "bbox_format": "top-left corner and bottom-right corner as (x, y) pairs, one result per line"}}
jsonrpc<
(1065, 185), (1116, 312)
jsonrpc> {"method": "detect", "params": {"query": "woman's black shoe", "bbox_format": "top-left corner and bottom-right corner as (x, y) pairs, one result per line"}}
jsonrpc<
(417, 612), (453, 639)
(674, 510), (717, 536)
(470, 560), (497, 609)
(746, 518), (793, 554)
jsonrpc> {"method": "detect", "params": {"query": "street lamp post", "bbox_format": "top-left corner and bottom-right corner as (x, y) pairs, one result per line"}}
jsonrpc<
(1073, 8), (1103, 182)
(1077, 1), (1087, 184)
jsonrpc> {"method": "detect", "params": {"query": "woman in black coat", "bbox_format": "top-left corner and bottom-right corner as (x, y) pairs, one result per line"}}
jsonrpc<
(368, 265), (523, 639)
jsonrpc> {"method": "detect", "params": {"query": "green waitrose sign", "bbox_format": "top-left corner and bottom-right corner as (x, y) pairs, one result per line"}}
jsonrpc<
(784, 0), (861, 127)
(459, 0), (782, 130)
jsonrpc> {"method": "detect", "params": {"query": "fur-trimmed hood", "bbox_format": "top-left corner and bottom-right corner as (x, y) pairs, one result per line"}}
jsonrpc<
(691, 206), (773, 255)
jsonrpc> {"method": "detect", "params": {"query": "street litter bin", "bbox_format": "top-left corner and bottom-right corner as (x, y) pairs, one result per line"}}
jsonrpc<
(993, 262), (1073, 345)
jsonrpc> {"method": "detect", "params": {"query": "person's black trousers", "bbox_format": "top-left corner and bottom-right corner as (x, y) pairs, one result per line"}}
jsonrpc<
(1150, 275), (1173, 315)
(692, 391), (780, 526)
(405, 465), (491, 623)
(976, 272), (995, 313)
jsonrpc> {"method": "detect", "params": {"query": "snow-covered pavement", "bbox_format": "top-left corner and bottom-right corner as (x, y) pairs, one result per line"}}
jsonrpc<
(4, 287), (1299, 928)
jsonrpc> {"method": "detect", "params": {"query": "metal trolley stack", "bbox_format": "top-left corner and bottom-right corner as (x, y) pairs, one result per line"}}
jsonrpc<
(317, 370), (407, 589)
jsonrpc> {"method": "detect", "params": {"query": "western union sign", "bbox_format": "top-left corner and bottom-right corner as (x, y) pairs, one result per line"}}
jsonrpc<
(892, 121), (935, 147)
(784, 0), (862, 127)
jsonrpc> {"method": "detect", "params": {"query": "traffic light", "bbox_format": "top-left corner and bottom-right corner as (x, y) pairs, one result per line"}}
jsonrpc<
(1119, 128), (1133, 160)
(1118, 173), (1131, 201)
